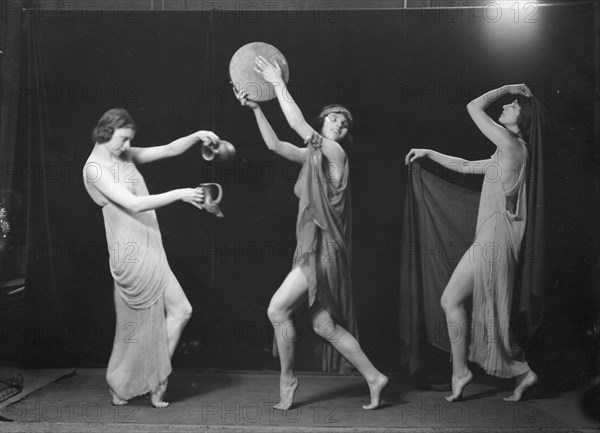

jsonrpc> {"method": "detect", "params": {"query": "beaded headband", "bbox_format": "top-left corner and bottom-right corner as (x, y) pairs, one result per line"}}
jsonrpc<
(318, 105), (353, 128)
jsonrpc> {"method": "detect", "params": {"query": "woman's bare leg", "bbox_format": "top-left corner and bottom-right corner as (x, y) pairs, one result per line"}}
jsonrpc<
(163, 276), (193, 358)
(267, 267), (310, 410)
(440, 251), (476, 402)
(310, 309), (389, 409)
(150, 276), (192, 407)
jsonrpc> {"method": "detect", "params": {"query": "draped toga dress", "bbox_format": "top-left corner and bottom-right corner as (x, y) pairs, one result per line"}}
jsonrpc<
(467, 138), (531, 378)
(83, 153), (173, 399)
(289, 134), (358, 371)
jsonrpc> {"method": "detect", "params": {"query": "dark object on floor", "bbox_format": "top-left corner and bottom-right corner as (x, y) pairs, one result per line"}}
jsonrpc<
(581, 378), (600, 421)
(0, 372), (24, 403)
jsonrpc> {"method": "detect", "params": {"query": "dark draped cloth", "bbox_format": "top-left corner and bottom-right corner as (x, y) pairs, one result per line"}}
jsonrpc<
(399, 101), (547, 377)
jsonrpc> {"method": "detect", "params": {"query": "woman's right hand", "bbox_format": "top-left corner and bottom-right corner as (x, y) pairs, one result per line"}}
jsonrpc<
(232, 85), (259, 109)
(405, 149), (429, 165)
(179, 187), (205, 209)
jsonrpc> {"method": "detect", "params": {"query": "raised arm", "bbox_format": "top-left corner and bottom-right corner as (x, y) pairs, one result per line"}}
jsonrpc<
(405, 148), (492, 175)
(249, 57), (348, 169)
(253, 56), (315, 142)
(466, 84), (532, 149)
(128, 130), (220, 165)
(84, 160), (205, 213)
(234, 87), (307, 164)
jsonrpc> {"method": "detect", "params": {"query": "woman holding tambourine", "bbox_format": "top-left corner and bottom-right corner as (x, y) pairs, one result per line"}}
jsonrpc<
(234, 55), (388, 411)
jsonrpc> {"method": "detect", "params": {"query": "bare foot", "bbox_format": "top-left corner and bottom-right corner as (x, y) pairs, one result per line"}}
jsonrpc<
(363, 373), (389, 410)
(110, 388), (128, 406)
(504, 370), (538, 402)
(274, 375), (299, 411)
(445, 369), (473, 402)
(150, 379), (170, 408)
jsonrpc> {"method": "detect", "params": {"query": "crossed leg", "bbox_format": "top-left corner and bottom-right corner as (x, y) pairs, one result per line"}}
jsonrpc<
(267, 266), (388, 410)
(310, 309), (388, 409)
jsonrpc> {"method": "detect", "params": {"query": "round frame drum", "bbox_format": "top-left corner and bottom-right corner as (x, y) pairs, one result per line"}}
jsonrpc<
(229, 42), (289, 102)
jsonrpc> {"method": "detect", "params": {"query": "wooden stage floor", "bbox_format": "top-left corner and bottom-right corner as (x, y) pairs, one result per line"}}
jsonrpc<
(1, 369), (598, 432)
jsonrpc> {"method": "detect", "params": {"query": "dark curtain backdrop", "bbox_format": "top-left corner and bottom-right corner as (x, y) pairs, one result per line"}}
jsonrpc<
(0, 0), (24, 277)
(0, 2), (21, 207)
(3, 5), (598, 380)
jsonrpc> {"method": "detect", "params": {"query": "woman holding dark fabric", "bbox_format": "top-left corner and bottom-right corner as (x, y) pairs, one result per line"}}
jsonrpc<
(83, 108), (219, 408)
(235, 56), (388, 411)
(405, 84), (544, 402)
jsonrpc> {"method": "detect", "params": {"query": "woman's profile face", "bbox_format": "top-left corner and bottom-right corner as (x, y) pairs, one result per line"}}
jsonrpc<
(499, 99), (522, 128)
(105, 127), (135, 156)
(321, 113), (349, 142)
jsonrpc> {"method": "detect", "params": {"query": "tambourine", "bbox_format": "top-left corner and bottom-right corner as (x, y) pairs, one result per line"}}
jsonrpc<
(229, 42), (289, 102)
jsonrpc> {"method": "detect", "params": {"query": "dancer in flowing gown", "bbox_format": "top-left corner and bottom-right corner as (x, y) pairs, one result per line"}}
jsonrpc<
(405, 84), (544, 402)
(235, 56), (388, 410)
(83, 108), (219, 407)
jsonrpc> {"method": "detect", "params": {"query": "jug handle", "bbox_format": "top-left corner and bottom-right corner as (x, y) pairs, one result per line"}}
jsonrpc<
(200, 183), (223, 204)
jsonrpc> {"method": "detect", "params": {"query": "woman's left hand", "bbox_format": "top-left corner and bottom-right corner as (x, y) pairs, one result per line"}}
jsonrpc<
(254, 56), (283, 83)
(505, 84), (533, 98)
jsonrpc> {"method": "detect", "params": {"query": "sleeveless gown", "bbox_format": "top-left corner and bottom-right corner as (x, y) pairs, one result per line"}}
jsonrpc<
(468, 139), (531, 378)
(84, 153), (173, 399)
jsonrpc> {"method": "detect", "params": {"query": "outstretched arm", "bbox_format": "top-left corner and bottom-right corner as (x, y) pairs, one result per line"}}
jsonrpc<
(405, 148), (492, 175)
(467, 84), (532, 148)
(84, 160), (205, 213)
(234, 87), (307, 164)
(129, 130), (220, 165)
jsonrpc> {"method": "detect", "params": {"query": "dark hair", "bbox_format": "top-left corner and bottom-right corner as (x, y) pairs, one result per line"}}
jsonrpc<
(515, 95), (534, 142)
(91, 108), (136, 144)
(309, 105), (354, 146)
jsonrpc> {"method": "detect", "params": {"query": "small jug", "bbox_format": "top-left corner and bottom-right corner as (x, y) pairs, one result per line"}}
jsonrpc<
(198, 183), (224, 218)
(202, 140), (236, 162)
